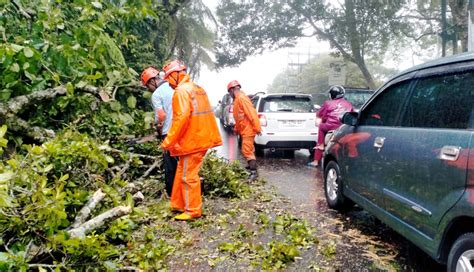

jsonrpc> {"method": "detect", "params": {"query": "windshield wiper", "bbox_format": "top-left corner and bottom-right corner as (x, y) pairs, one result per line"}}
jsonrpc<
(277, 108), (293, 112)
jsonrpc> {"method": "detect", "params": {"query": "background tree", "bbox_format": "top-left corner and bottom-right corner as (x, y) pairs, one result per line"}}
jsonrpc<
(216, 0), (409, 89)
(447, 0), (469, 52)
(267, 54), (397, 96)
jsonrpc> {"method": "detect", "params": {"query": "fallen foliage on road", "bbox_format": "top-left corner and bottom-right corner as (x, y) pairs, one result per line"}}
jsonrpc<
(0, 128), (339, 271)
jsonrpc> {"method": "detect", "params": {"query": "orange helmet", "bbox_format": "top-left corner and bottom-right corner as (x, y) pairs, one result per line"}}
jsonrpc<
(227, 80), (241, 91)
(162, 60), (187, 79)
(141, 67), (160, 86)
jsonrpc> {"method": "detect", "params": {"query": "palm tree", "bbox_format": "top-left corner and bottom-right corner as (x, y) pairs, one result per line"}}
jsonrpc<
(166, 0), (217, 79)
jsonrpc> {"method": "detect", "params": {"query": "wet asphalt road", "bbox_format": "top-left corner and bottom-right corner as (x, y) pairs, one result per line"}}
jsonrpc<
(213, 119), (445, 271)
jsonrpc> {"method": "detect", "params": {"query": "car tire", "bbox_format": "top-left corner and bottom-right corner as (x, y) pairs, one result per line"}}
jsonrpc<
(283, 150), (295, 157)
(308, 148), (315, 162)
(447, 232), (474, 272)
(324, 160), (354, 211)
(255, 145), (264, 157)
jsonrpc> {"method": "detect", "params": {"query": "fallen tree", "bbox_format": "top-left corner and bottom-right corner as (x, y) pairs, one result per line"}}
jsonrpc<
(0, 84), (145, 141)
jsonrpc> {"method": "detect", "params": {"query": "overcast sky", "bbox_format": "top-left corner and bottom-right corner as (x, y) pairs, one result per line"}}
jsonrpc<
(198, 41), (329, 106)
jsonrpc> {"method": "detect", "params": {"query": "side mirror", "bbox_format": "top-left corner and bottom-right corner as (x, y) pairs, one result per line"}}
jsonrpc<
(342, 112), (358, 126)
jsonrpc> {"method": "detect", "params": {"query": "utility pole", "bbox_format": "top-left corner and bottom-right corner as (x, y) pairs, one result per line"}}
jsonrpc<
(286, 46), (318, 93)
(469, 0), (474, 51)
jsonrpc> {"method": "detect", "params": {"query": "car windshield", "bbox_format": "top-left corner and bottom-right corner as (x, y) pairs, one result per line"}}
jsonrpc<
(344, 92), (373, 109)
(260, 96), (314, 113)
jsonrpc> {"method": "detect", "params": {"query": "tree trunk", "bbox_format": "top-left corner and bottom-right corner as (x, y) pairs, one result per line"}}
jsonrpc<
(345, 0), (376, 89)
(449, 0), (469, 52)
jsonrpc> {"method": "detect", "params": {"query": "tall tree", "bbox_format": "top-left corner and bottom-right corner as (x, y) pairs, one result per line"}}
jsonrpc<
(216, 0), (408, 89)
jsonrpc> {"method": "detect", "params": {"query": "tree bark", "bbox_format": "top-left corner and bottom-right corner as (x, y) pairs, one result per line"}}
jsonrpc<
(5, 113), (56, 141)
(448, 0), (469, 52)
(70, 189), (106, 229)
(0, 84), (118, 141)
(289, 0), (376, 89)
(345, 0), (376, 89)
(68, 205), (132, 238)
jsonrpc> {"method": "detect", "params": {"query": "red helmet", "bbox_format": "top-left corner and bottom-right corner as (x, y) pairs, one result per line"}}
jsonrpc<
(162, 60), (187, 79)
(227, 80), (241, 91)
(141, 67), (160, 86)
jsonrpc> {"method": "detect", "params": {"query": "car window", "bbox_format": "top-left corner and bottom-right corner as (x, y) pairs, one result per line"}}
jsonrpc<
(400, 70), (474, 129)
(359, 81), (411, 126)
(251, 97), (259, 108)
(259, 96), (314, 113)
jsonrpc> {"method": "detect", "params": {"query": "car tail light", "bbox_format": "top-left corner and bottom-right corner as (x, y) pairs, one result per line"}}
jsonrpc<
(258, 114), (267, 127)
(315, 117), (321, 127)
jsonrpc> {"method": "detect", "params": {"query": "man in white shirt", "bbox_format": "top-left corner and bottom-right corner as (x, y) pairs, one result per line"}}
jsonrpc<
(141, 67), (178, 197)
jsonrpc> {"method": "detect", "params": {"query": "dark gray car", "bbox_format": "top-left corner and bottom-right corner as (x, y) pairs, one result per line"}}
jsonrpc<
(323, 51), (474, 272)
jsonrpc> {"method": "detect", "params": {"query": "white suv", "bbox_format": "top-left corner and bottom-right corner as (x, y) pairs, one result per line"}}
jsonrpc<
(250, 93), (318, 155)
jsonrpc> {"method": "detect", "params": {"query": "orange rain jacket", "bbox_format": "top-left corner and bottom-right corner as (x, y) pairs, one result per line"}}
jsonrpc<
(161, 75), (222, 156)
(233, 91), (261, 137)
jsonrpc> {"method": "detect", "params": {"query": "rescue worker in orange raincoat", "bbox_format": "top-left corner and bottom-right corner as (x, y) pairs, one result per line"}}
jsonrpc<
(161, 60), (222, 221)
(227, 80), (261, 181)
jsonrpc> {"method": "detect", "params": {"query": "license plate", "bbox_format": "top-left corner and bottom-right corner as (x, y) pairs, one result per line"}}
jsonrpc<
(280, 120), (303, 127)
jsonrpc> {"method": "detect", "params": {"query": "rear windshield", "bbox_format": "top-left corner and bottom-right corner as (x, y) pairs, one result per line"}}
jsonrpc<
(345, 92), (373, 109)
(259, 96), (314, 113)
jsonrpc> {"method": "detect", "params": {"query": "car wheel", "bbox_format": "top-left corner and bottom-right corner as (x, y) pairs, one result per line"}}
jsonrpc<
(308, 148), (315, 162)
(255, 145), (264, 157)
(283, 150), (295, 157)
(447, 233), (474, 272)
(324, 160), (354, 211)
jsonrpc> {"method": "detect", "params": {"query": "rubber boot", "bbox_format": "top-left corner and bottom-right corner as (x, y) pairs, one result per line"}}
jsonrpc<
(248, 160), (258, 181)
(174, 212), (197, 221)
(249, 170), (258, 181)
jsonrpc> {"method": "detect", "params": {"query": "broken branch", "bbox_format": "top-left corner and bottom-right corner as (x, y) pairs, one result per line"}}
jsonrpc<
(70, 189), (106, 229)
(68, 205), (132, 238)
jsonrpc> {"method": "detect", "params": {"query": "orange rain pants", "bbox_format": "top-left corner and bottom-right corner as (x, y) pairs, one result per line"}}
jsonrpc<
(170, 150), (207, 218)
(241, 136), (256, 161)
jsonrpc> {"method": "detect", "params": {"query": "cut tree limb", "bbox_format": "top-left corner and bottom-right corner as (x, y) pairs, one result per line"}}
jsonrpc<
(68, 205), (132, 238)
(5, 113), (56, 141)
(138, 159), (160, 181)
(70, 189), (106, 229)
(0, 84), (111, 141)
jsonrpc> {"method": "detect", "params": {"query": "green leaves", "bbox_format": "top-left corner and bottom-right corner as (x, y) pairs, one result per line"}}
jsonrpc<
(0, 0), (161, 99)
(23, 47), (34, 58)
(200, 151), (251, 198)
(127, 95), (137, 109)
(0, 125), (8, 155)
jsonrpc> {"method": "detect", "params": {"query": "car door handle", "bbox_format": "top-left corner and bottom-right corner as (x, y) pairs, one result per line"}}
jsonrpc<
(439, 146), (461, 161)
(373, 137), (385, 151)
